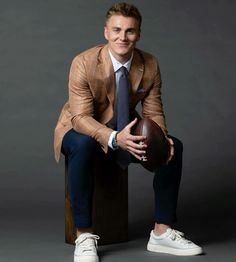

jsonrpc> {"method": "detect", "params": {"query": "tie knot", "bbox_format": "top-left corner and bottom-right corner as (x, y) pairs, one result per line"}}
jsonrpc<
(120, 66), (128, 76)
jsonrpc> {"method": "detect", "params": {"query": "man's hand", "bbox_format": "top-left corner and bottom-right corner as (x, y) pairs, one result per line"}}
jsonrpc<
(167, 137), (174, 163)
(116, 118), (147, 161)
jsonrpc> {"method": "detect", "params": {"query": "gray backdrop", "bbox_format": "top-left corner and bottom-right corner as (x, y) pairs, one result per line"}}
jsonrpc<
(1, 0), (236, 261)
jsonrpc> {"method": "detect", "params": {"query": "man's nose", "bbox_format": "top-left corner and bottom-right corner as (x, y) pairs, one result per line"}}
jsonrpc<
(119, 31), (127, 41)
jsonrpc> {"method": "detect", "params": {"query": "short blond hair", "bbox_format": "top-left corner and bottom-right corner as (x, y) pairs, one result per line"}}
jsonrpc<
(106, 2), (142, 31)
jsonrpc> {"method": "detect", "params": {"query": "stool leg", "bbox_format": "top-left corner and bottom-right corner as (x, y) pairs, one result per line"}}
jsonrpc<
(65, 159), (76, 244)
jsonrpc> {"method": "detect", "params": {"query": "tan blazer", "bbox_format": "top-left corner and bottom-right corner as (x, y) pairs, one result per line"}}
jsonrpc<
(54, 44), (167, 162)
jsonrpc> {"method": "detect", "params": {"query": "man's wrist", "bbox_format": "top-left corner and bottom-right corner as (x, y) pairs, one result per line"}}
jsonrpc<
(112, 132), (119, 149)
(108, 131), (119, 150)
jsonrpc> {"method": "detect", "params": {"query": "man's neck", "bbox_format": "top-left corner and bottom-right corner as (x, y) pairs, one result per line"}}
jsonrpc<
(108, 49), (133, 72)
(109, 50), (132, 64)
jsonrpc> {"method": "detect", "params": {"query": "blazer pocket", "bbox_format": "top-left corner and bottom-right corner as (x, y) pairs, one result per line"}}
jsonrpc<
(136, 86), (146, 94)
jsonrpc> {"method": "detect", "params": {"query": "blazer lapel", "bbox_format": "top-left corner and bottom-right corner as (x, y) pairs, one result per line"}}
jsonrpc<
(97, 45), (116, 106)
(129, 49), (144, 93)
(96, 46), (144, 105)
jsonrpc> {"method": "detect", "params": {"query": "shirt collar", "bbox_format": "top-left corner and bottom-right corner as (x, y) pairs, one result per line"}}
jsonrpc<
(108, 49), (133, 73)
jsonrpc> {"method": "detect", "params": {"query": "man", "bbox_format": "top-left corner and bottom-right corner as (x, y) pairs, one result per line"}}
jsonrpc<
(54, 2), (203, 262)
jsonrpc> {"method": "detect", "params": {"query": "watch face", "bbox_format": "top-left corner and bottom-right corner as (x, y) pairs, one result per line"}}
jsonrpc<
(112, 138), (117, 147)
(112, 133), (119, 149)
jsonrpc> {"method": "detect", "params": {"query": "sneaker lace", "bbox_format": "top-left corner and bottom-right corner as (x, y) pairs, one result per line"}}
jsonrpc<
(76, 234), (100, 252)
(170, 229), (192, 245)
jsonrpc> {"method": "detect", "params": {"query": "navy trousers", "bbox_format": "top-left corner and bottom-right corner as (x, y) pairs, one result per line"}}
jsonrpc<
(62, 129), (183, 229)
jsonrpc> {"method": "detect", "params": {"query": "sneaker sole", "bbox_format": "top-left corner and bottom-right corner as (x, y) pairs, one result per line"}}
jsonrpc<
(74, 255), (99, 262)
(147, 243), (203, 256)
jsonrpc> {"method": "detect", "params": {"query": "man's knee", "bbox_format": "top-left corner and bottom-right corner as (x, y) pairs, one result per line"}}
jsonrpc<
(169, 136), (183, 155)
(62, 129), (99, 156)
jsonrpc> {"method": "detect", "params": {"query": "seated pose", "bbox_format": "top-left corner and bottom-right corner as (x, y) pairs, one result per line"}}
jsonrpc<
(54, 2), (203, 262)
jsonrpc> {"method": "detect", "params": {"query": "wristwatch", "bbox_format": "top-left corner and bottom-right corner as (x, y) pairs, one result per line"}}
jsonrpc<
(112, 132), (119, 150)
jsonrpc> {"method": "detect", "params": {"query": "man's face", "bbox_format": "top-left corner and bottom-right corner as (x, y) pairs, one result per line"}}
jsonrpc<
(104, 14), (140, 63)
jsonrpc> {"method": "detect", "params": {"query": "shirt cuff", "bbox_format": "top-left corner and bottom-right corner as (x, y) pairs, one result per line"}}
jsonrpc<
(108, 131), (118, 150)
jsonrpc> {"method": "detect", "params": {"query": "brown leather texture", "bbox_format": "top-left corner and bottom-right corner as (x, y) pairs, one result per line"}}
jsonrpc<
(132, 118), (170, 172)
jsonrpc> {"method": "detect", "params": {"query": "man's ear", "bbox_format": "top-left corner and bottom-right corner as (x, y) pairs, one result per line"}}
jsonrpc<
(104, 26), (108, 40)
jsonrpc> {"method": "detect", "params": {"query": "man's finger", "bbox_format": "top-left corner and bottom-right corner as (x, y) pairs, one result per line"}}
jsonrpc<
(128, 140), (147, 150)
(127, 145), (146, 155)
(126, 118), (138, 130)
(129, 134), (146, 142)
(130, 151), (143, 161)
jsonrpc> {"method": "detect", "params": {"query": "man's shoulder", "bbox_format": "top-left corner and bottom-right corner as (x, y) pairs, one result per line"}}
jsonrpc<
(73, 44), (106, 61)
(134, 48), (159, 67)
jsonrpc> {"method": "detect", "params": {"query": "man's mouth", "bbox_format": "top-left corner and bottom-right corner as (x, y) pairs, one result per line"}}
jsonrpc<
(117, 43), (129, 47)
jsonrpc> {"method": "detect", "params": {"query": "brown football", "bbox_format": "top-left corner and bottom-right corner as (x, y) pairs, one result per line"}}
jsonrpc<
(132, 118), (170, 172)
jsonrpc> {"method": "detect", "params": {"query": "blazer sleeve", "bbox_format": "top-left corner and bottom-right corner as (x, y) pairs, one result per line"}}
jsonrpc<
(68, 55), (113, 153)
(141, 60), (168, 136)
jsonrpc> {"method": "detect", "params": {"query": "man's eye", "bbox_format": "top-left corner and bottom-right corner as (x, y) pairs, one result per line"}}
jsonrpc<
(127, 29), (135, 34)
(113, 28), (120, 32)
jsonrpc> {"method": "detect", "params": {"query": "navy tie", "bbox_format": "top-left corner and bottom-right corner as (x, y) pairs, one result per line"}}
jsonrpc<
(116, 66), (131, 169)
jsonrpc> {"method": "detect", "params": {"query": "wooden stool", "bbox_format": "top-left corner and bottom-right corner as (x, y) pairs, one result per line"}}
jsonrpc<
(65, 157), (128, 245)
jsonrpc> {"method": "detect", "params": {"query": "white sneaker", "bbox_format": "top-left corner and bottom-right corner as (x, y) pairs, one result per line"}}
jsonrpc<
(74, 233), (100, 262)
(147, 229), (203, 256)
